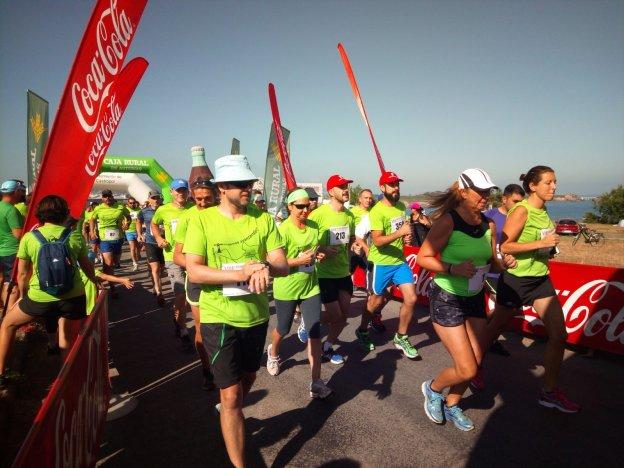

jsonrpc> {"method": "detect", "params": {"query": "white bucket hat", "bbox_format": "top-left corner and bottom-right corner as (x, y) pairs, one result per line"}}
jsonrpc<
(211, 155), (258, 183)
(458, 168), (497, 190)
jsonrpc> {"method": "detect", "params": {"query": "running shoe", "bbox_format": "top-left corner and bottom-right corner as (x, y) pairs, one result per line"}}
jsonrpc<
(489, 340), (511, 357)
(322, 343), (344, 365)
(444, 405), (474, 431)
(393, 333), (419, 359)
(355, 328), (375, 352)
(310, 379), (334, 399)
(202, 368), (215, 391)
(421, 380), (444, 424)
(538, 388), (581, 413)
(266, 344), (281, 376)
(297, 320), (308, 343)
(369, 313), (386, 333)
(470, 367), (485, 391)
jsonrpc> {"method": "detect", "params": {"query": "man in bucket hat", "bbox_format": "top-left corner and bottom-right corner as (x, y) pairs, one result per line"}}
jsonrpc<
(184, 155), (288, 468)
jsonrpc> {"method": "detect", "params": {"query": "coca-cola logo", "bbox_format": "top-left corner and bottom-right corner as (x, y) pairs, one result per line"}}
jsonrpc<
(405, 253), (433, 297)
(71, 0), (134, 133)
(85, 92), (122, 176)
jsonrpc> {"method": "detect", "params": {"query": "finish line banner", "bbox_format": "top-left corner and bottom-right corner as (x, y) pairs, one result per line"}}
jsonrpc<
(23, 0), (148, 232)
(12, 294), (110, 468)
(353, 246), (624, 355)
(26, 90), (49, 192)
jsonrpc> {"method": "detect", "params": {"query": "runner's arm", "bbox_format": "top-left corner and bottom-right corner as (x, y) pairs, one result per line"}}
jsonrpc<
(16, 258), (31, 297)
(11, 228), (22, 239)
(77, 255), (99, 285)
(173, 242), (185, 268)
(488, 219), (516, 272)
(371, 221), (411, 247)
(186, 254), (265, 285)
(415, 214), (454, 274)
(500, 206), (552, 254)
(150, 222), (167, 247)
(265, 247), (289, 277)
(135, 218), (145, 242)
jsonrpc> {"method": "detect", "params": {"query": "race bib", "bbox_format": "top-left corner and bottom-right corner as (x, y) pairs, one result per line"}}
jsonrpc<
(390, 216), (405, 233)
(170, 219), (179, 236)
(104, 228), (120, 241)
(298, 251), (315, 274)
(221, 263), (251, 296)
(329, 226), (349, 246)
(468, 265), (491, 293)
(130, 211), (138, 220)
(538, 228), (554, 257)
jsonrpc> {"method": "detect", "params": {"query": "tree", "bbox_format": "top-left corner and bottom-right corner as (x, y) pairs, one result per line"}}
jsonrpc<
(488, 189), (502, 208)
(349, 184), (363, 205)
(585, 185), (624, 224)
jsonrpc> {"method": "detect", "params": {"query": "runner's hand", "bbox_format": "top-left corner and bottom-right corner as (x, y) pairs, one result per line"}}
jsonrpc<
(299, 249), (316, 266)
(397, 222), (411, 237)
(323, 246), (339, 257)
(90, 232), (98, 241)
(451, 259), (476, 278)
(120, 278), (134, 289)
(157, 238), (169, 249)
(351, 243), (362, 255)
(137, 234), (144, 243)
(540, 233), (559, 248)
(239, 261), (265, 281)
(248, 267), (269, 293)
(502, 254), (517, 270)
(315, 251), (326, 262)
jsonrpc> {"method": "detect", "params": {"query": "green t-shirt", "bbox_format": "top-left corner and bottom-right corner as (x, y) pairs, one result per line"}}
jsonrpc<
(126, 206), (141, 233)
(14, 202), (27, 218)
(0, 201), (23, 256)
(153, 202), (194, 261)
(81, 269), (102, 315)
(174, 205), (200, 245)
(368, 201), (407, 266)
(273, 218), (321, 301)
(349, 206), (369, 229)
(17, 223), (87, 302)
(307, 203), (354, 278)
(434, 214), (492, 297)
(91, 202), (130, 241)
(507, 199), (554, 277)
(183, 205), (284, 327)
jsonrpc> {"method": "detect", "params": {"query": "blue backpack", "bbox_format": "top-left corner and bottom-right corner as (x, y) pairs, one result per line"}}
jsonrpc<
(32, 227), (75, 296)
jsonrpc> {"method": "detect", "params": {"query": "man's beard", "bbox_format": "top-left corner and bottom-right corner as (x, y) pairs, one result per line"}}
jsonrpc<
(225, 193), (248, 209)
(384, 191), (399, 203)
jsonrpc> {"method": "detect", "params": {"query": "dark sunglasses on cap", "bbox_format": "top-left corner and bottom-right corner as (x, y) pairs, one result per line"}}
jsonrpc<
(227, 180), (254, 189)
(192, 177), (213, 189)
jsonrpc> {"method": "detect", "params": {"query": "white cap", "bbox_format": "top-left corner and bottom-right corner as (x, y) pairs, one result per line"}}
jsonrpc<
(212, 155), (258, 183)
(458, 168), (497, 190)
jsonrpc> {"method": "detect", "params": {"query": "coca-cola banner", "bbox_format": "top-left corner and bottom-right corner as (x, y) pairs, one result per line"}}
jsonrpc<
(12, 294), (110, 468)
(353, 246), (624, 355)
(23, 0), (148, 231)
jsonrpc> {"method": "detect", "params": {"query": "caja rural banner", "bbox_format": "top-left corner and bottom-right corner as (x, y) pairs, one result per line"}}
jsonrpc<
(12, 294), (110, 468)
(353, 246), (624, 355)
(23, 0), (148, 233)
(263, 124), (290, 219)
(26, 90), (49, 192)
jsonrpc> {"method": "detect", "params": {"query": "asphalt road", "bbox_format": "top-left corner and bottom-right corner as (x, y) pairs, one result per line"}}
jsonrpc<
(97, 255), (624, 467)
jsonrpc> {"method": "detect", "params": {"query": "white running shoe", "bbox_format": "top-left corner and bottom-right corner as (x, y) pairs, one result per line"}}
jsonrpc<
(310, 379), (334, 399)
(266, 344), (281, 376)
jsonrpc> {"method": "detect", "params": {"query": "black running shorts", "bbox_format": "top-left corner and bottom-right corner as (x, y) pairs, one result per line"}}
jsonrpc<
(200, 322), (268, 389)
(318, 276), (353, 304)
(145, 243), (165, 264)
(20, 294), (87, 321)
(496, 271), (556, 309)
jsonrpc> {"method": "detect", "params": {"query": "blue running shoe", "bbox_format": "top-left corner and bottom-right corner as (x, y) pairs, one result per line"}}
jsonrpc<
(322, 343), (344, 365)
(444, 404), (474, 431)
(297, 320), (308, 343)
(421, 380), (444, 424)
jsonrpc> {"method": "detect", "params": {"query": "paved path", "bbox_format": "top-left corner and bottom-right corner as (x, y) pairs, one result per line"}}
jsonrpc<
(97, 257), (624, 467)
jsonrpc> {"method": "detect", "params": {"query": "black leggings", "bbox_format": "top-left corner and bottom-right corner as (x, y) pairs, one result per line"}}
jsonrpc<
(275, 294), (322, 339)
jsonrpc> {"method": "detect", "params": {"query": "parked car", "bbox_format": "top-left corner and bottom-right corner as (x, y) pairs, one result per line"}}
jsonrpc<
(555, 218), (580, 235)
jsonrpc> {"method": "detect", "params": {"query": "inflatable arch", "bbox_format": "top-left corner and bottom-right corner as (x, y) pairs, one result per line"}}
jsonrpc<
(97, 156), (174, 203)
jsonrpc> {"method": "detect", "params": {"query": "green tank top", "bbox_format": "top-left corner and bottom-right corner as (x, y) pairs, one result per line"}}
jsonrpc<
(434, 211), (492, 297)
(506, 199), (553, 278)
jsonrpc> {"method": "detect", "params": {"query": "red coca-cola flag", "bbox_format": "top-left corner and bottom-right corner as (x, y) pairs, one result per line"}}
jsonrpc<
(23, 0), (148, 230)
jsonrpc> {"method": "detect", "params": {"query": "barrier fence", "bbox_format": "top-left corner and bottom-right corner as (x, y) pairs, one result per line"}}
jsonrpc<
(12, 293), (110, 468)
(353, 246), (624, 356)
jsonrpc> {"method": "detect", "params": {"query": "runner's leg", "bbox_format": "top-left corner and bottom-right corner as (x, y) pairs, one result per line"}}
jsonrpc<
(219, 382), (245, 468)
(0, 301), (34, 374)
(532, 296), (567, 391)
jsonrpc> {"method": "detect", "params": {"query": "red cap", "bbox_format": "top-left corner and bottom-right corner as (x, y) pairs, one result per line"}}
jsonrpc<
(379, 171), (403, 185)
(326, 174), (354, 191)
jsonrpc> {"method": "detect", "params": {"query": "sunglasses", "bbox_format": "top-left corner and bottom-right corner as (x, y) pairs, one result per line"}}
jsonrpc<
(293, 203), (311, 210)
(227, 180), (254, 189)
(194, 196), (212, 202)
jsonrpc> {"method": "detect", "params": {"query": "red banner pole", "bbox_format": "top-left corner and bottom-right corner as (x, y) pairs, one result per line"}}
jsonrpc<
(268, 83), (298, 191)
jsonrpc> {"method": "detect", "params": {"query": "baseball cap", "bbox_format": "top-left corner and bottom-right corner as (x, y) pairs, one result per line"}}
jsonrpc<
(0, 180), (19, 193)
(148, 190), (162, 198)
(458, 168), (497, 191)
(326, 174), (353, 191)
(212, 155), (258, 183)
(304, 187), (319, 200)
(101, 189), (113, 197)
(379, 171), (403, 185)
(410, 202), (422, 210)
(170, 179), (189, 191)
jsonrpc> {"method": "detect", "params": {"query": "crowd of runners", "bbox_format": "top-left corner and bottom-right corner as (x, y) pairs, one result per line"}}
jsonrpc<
(0, 159), (579, 467)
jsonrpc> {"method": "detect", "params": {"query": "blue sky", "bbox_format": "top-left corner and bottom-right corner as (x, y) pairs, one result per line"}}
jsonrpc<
(1, 0), (623, 196)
